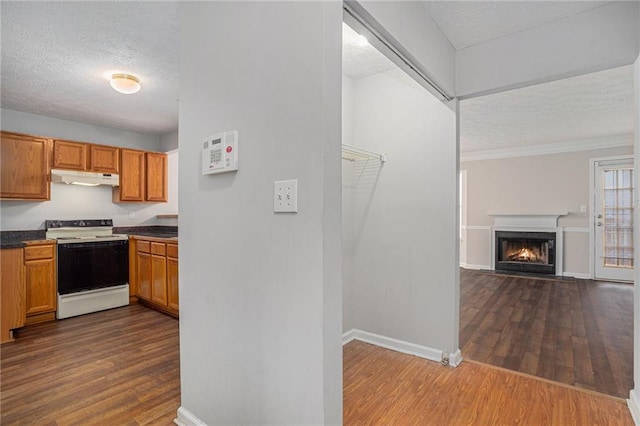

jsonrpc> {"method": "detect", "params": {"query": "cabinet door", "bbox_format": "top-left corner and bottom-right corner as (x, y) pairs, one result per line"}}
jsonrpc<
(1, 132), (50, 200)
(25, 258), (56, 315)
(151, 254), (167, 306)
(167, 255), (179, 313)
(89, 145), (119, 173)
(137, 251), (152, 301)
(52, 140), (87, 170)
(1, 248), (25, 343)
(118, 149), (146, 201)
(146, 152), (168, 202)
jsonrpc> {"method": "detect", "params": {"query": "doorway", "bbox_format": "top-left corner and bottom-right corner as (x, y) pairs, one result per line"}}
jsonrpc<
(592, 157), (635, 281)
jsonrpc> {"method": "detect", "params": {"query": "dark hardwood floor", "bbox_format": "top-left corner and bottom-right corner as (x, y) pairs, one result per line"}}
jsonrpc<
(344, 340), (633, 425)
(460, 268), (634, 398)
(1, 304), (180, 425)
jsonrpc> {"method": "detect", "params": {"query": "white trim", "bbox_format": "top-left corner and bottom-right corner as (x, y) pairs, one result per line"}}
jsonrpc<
(628, 389), (640, 425)
(461, 133), (633, 162)
(463, 225), (491, 231)
(448, 349), (463, 367)
(563, 227), (590, 233)
(562, 272), (591, 279)
(341, 329), (451, 365)
(460, 263), (491, 271)
(174, 407), (207, 426)
(342, 329), (357, 345)
(489, 214), (567, 228)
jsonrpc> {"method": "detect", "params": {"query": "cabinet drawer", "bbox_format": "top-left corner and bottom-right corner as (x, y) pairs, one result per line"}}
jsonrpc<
(137, 240), (150, 254)
(24, 245), (55, 261)
(150, 242), (166, 256)
(166, 244), (178, 258)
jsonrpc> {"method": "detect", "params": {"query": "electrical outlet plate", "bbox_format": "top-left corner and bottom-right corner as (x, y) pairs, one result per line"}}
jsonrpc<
(274, 179), (298, 213)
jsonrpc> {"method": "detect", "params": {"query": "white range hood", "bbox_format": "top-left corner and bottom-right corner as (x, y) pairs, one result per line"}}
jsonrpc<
(51, 169), (120, 187)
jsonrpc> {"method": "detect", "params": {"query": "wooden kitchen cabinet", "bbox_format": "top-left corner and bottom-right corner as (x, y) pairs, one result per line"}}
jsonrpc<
(53, 140), (119, 174)
(136, 241), (152, 301)
(89, 144), (119, 173)
(131, 237), (178, 317)
(113, 149), (167, 203)
(52, 140), (87, 170)
(167, 244), (179, 312)
(1, 248), (25, 343)
(24, 241), (56, 325)
(114, 149), (146, 202)
(146, 152), (168, 202)
(1, 131), (50, 200)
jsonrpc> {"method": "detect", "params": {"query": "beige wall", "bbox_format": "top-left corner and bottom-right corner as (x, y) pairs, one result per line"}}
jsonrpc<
(461, 144), (633, 275)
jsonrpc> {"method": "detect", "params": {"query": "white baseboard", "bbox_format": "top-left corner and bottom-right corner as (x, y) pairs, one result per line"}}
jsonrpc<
(174, 407), (207, 426)
(342, 329), (460, 366)
(460, 263), (491, 270)
(628, 389), (640, 425)
(562, 272), (591, 279)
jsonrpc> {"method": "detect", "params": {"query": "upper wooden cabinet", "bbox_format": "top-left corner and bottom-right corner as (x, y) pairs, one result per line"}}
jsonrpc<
(53, 140), (87, 170)
(114, 149), (167, 203)
(146, 152), (168, 202)
(1, 131), (50, 200)
(53, 140), (119, 173)
(89, 145), (119, 173)
(116, 149), (146, 202)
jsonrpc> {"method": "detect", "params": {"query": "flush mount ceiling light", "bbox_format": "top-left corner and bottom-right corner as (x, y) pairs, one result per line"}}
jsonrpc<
(109, 73), (141, 94)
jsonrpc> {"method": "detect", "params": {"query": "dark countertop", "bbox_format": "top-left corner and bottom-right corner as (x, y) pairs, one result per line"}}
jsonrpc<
(115, 226), (178, 240)
(0, 230), (48, 249)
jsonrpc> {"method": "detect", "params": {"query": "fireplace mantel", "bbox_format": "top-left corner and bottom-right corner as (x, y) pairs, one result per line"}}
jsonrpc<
(488, 213), (568, 228)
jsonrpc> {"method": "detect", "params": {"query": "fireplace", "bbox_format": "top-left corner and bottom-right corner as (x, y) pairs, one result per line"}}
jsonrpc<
(495, 231), (556, 275)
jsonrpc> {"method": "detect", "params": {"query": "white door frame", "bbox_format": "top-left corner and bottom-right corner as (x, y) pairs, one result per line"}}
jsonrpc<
(589, 155), (634, 281)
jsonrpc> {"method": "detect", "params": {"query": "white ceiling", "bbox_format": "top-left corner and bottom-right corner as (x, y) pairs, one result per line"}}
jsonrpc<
(1, 1), (634, 154)
(427, 1), (609, 50)
(1, 2), (179, 136)
(343, 24), (396, 79)
(460, 65), (635, 154)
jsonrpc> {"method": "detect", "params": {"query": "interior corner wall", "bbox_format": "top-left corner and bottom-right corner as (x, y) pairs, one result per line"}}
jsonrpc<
(632, 19), (640, 410)
(456, 1), (640, 98)
(344, 68), (458, 354)
(460, 144), (633, 275)
(178, 2), (342, 424)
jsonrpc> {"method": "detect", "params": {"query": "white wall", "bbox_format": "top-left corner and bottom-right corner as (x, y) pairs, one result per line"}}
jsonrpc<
(456, 2), (640, 98)
(0, 150), (178, 230)
(461, 145), (633, 274)
(344, 68), (458, 355)
(1, 108), (162, 151)
(342, 75), (356, 332)
(353, 0), (455, 97)
(178, 2), (341, 424)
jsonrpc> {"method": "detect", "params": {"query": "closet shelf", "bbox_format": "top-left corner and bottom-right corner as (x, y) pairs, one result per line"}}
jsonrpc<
(341, 144), (386, 163)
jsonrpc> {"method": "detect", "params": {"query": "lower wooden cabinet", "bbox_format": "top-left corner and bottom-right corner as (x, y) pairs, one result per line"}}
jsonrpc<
(1, 248), (25, 343)
(131, 237), (178, 317)
(23, 241), (56, 325)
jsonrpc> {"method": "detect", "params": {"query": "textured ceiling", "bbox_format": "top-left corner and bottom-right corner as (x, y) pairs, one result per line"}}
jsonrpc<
(1, 2), (179, 135)
(428, 1), (609, 50)
(460, 65), (635, 154)
(342, 23), (396, 79)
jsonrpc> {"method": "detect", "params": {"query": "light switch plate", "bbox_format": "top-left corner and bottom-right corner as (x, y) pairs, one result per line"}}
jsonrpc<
(274, 179), (298, 213)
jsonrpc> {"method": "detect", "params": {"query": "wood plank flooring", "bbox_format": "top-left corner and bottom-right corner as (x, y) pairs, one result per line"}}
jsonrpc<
(1, 304), (180, 426)
(460, 268), (634, 398)
(343, 340), (633, 425)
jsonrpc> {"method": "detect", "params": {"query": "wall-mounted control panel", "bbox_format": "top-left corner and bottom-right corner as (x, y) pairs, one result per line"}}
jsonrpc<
(202, 130), (238, 175)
